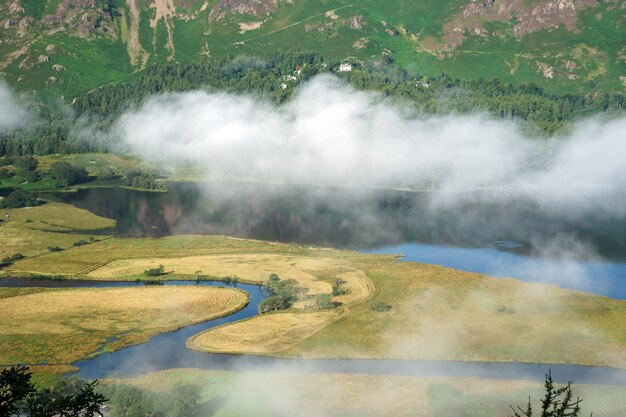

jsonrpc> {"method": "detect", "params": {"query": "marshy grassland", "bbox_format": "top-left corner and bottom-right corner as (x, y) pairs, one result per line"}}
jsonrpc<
(0, 286), (248, 365)
(3, 203), (626, 369)
(111, 368), (626, 417)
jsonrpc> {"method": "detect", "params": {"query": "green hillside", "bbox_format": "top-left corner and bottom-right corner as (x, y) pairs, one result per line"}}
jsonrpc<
(1, 0), (624, 98)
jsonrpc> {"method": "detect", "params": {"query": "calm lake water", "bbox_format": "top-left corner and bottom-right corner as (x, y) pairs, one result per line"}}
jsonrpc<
(44, 183), (626, 298)
(46, 182), (626, 258)
(367, 243), (626, 299)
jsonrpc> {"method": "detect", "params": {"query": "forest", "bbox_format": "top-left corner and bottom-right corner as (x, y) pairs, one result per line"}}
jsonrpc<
(0, 52), (624, 157)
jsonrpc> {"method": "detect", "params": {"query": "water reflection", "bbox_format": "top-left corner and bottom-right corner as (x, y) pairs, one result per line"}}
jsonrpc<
(45, 182), (626, 260)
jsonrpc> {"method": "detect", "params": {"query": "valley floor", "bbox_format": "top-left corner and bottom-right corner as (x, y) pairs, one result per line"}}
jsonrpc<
(2, 202), (626, 371)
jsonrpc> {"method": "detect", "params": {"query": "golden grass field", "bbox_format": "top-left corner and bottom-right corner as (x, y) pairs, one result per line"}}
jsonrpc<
(187, 312), (336, 354)
(87, 254), (339, 298)
(4, 204), (626, 368)
(0, 202), (115, 259)
(15, 249), (375, 354)
(0, 286), (248, 365)
(114, 368), (626, 417)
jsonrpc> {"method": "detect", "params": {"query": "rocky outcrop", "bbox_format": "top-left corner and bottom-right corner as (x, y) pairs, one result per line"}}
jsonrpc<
(349, 15), (366, 30)
(438, 0), (613, 50)
(209, 0), (292, 22)
(40, 0), (116, 37)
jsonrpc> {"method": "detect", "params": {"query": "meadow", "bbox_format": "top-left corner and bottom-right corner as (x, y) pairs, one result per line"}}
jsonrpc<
(0, 286), (248, 365)
(4, 200), (626, 369)
(0, 202), (115, 259)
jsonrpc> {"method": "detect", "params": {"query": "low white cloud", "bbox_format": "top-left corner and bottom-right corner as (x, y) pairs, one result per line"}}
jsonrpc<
(0, 80), (28, 132)
(117, 75), (626, 217)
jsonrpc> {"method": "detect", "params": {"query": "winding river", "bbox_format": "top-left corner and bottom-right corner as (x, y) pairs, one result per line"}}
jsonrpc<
(3, 277), (626, 385)
(3, 183), (625, 385)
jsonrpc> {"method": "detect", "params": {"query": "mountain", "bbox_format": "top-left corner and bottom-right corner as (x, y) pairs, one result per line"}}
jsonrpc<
(0, 0), (624, 97)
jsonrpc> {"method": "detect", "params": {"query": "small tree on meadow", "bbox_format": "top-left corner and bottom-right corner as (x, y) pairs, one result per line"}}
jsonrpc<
(508, 371), (590, 417)
(316, 294), (334, 310)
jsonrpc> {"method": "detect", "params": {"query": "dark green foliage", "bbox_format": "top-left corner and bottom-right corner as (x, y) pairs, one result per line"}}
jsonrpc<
(0, 366), (35, 416)
(144, 265), (165, 276)
(509, 372), (590, 417)
(0, 190), (40, 209)
(47, 246), (63, 252)
(370, 301), (392, 312)
(72, 240), (90, 247)
(332, 277), (349, 296)
(0, 253), (24, 269)
(168, 383), (201, 417)
(0, 168), (14, 179)
(99, 382), (202, 417)
(0, 366), (106, 417)
(259, 295), (291, 313)
(2, 253), (25, 262)
(95, 166), (117, 180)
(1, 53), (623, 158)
(222, 276), (240, 285)
(50, 162), (89, 186)
(259, 274), (299, 313)
(125, 170), (164, 190)
(13, 156), (39, 172)
(316, 293), (334, 310)
(73, 53), (625, 136)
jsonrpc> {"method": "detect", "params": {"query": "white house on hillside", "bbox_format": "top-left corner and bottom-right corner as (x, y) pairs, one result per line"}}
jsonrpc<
(338, 63), (352, 72)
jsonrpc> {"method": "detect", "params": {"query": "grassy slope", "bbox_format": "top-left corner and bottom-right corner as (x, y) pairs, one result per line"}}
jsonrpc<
(0, 202), (115, 259)
(1, 0), (623, 97)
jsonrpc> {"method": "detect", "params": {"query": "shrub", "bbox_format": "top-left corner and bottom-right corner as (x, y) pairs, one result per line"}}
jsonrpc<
(370, 301), (392, 312)
(316, 294), (334, 310)
(48, 246), (63, 252)
(0, 168), (14, 179)
(259, 295), (290, 313)
(332, 277), (349, 296)
(0, 253), (25, 269)
(72, 240), (89, 247)
(3, 253), (24, 262)
(50, 162), (89, 186)
(13, 156), (38, 172)
(144, 265), (165, 276)
(0, 190), (40, 209)
(259, 274), (300, 313)
(222, 276), (240, 285)
(95, 166), (116, 180)
(125, 170), (164, 190)
(143, 280), (164, 285)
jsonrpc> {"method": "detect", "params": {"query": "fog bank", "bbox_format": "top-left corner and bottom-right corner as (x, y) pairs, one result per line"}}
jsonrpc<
(0, 80), (28, 132)
(117, 75), (626, 216)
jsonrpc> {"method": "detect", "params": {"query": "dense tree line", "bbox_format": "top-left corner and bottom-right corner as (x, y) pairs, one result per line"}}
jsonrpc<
(0, 52), (623, 156)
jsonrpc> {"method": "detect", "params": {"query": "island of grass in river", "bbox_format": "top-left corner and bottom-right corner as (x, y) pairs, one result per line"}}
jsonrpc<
(3, 200), (626, 371)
